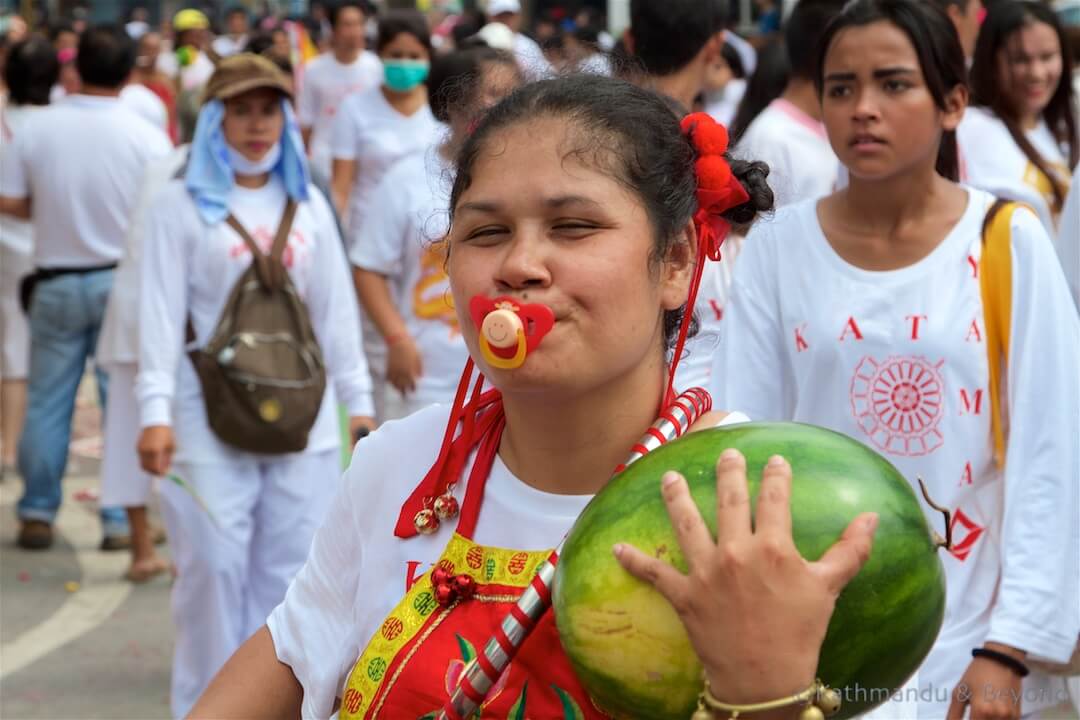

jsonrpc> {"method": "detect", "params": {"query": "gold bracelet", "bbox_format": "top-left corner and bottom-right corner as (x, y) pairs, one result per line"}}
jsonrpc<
(690, 678), (842, 720)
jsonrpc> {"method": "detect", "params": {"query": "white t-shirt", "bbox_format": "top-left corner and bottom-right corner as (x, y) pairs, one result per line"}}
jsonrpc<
(705, 78), (747, 130)
(120, 83), (169, 134)
(1056, 167), (1079, 311)
(0, 101), (40, 256)
(0, 94), (172, 267)
(267, 405), (749, 718)
(350, 150), (468, 407)
(179, 52), (216, 93)
(672, 236), (745, 392)
(736, 99), (838, 208)
(330, 87), (440, 238)
(297, 51), (383, 183)
(136, 176), (374, 462)
(711, 189), (1080, 718)
(958, 106), (1073, 232)
(211, 34), (248, 58)
(513, 32), (554, 79)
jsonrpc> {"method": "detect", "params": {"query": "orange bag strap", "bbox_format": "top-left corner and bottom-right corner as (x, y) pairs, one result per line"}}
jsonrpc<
(979, 199), (1021, 468)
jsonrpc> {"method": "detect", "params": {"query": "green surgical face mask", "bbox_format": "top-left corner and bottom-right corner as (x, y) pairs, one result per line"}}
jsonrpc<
(383, 59), (430, 92)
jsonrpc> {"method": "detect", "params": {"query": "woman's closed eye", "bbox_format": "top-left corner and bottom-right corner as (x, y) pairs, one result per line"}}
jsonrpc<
(464, 225), (510, 243)
(551, 220), (603, 238)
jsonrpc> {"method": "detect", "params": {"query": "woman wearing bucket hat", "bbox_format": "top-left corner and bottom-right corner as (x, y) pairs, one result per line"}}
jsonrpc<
(134, 53), (375, 718)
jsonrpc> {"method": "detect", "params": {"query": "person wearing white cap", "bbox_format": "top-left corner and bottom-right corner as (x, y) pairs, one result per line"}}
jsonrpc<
(485, 0), (552, 79)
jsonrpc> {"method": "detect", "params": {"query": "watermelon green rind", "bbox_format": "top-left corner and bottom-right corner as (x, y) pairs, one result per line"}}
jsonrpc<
(553, 422), (945, 720)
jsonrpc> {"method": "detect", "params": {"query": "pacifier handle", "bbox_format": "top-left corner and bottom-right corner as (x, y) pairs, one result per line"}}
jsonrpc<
(481, 309), (524, 349)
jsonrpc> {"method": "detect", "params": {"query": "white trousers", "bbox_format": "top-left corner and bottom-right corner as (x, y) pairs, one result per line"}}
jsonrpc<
(160, 448), (341, 718)
(100, 363), (152, 508)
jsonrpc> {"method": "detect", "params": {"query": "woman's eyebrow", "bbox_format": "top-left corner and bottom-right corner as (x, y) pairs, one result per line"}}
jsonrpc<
(456, 201), (500, 215)
(872, 66), (918, 78)
(824, 66), (918, 82)
(545, 195), (603, 210)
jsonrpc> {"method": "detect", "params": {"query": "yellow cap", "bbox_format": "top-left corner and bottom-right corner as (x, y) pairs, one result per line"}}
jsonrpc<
(173, 9), (210, 32)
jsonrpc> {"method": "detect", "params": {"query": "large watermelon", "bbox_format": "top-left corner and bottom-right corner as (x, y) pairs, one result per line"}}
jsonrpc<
(553, 422), (945, 719)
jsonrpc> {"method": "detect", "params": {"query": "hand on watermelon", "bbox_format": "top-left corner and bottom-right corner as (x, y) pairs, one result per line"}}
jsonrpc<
(613, 449), (879, 708)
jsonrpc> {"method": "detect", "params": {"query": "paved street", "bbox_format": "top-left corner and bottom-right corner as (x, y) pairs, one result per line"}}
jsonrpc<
(1, 378), (172, 720)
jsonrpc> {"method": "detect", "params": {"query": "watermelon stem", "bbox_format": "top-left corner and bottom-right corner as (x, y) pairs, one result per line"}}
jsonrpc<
(917, 476), (953, 551)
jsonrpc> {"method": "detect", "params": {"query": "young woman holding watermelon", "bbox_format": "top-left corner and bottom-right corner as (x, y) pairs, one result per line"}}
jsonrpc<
(187, 74), (883, 719)
(712, 1), (1080, 718)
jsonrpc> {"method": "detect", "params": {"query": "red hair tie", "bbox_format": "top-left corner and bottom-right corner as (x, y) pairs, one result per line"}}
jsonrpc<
(661, 112), (751, 404)
(679, 112), (750, 260)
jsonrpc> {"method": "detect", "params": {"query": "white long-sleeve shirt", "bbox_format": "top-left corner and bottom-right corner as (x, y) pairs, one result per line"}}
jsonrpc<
(710, 189), (1080, 718)
(958, 106), (1073, 233)
(136, 176), (374, 462)
(1055, 167), (1079, 312)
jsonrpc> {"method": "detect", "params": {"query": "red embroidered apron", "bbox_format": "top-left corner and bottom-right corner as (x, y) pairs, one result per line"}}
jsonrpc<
(338, 438), (612, 720)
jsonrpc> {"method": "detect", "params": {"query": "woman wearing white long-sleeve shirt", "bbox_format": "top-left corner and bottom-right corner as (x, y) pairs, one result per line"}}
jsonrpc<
(133, 55), (374, 719)
(960, 1), (1077, 233)
(712, 3), (1079, 719)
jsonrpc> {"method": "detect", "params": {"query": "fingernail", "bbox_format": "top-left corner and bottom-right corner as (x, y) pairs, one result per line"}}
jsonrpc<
(768, 455), (786, 467)
(864, 513), (879, 531)
(720, 448), (739, 462)
(612, 543), (625, 558)
(662, 472), (680, 488)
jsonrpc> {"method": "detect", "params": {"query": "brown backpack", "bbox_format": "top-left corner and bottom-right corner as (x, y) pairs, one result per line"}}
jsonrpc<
(187, 200), (327, 454)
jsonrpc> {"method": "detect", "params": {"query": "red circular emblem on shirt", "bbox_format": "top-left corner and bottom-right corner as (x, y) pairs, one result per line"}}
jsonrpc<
(381, 617), (403, 641)
(343, 688), (363, 714)
(466, 546), (484, 570)
(850, 355), (945, 457)
(508, 552), (529, 575)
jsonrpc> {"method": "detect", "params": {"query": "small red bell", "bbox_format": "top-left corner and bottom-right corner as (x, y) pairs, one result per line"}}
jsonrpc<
(452, 574), (476, 600)
(433, 491), (460, 521)
(414, 508), (439, 535)
(434, 583), (457, 607)
(431, 567), (452, 587)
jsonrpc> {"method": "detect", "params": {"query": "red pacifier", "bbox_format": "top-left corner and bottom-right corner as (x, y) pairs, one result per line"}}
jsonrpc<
(469, 296), (555, 370)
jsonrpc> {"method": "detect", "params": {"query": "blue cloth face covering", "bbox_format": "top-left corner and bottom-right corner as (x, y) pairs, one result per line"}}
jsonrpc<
(185, 97), (311, 224)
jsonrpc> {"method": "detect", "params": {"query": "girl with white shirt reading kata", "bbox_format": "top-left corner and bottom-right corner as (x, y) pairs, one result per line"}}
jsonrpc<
(296, 1), (383, 186)
(133, 55), (375, 719)
(352, 47), (521, 421)
(187, 75), (883, 720)
(960, 1), (1078, 232)
(712, 2), (1080, 719)
(329, 10), (439, 232)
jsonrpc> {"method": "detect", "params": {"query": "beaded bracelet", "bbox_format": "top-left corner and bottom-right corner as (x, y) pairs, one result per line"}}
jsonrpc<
(691, 678), (842, 720)
(972, 648), (1030, 678)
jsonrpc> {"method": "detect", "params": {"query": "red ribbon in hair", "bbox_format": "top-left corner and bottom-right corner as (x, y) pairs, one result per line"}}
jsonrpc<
(679, 112), (750, 260)
(662, 113), (750, 402)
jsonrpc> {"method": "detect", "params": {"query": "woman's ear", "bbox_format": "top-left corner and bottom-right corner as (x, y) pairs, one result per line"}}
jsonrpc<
(941, 83), (969, 132)
(660, 220), (699, 312)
